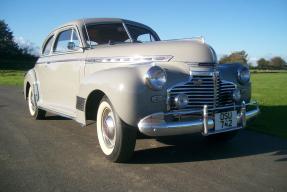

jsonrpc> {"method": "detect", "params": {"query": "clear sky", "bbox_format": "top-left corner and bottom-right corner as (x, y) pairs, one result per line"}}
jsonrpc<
(1, 0), (286, 62)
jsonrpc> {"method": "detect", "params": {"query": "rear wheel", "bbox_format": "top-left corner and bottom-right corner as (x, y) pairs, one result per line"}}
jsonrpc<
(96, 96), (137, 162)
(27, 87), (46, 119)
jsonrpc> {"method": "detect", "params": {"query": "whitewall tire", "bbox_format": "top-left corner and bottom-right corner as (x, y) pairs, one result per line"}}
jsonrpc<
(96, 96), (137, 162)
(27, 87), (46, 119)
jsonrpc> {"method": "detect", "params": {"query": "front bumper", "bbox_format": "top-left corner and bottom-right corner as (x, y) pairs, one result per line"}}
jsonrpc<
(138, 101), (259, 136)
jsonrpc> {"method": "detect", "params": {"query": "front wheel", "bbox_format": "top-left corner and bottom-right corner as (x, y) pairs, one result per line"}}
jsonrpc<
(96, 96), (137, 162)
(27, 87), (46, 119)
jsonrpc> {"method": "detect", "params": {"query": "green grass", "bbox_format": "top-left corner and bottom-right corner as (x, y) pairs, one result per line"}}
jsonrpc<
(249, 73), (287, 138)
(0, 70), (286, 138)
(0, 70), (25, 86)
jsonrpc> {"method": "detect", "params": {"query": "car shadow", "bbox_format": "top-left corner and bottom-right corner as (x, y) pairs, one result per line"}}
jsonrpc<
(43, 115), (71, 120)
(130, 130), (287, 164)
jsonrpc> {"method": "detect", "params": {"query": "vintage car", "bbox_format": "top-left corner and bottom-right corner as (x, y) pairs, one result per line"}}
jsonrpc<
(24, 18), (259, 162)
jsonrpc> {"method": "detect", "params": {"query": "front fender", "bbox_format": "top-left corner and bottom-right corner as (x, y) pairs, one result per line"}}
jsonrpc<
(23, 69), (37, 100)
(77, 64), (167, 127)
(218, 63), (251, 102)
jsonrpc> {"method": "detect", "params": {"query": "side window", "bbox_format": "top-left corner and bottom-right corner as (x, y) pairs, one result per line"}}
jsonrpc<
(42, 36), (54, 55)
(54, 29), (80, 53)
(137, 34), (155, 42)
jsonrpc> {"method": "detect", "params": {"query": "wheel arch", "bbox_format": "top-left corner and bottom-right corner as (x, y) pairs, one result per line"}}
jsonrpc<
(85, 89), (105, 121)
(25, 82), (31, 100)
(23, 69), (37, 101)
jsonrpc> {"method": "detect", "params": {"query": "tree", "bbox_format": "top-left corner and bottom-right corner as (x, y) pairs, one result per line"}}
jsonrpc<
(219, 50), (248, 65)
(270, 57), (286, 70)
(256, 57), (286, 70)
(257, 58), (270, 69)
(0, 20), (20, 58)
(0, 20), (37, 70)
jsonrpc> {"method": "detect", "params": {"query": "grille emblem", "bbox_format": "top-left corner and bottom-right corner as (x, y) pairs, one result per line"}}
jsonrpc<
(192, 79), (203, 86)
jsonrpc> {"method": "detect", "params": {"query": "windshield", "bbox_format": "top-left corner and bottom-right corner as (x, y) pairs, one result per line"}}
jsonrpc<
(84, 23), (158, 47)
(85, 23), (130, 46)
(126, 24), (158, 43)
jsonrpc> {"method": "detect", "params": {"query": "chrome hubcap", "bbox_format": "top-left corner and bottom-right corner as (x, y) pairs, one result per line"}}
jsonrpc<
(101, 108), (116, 148)
(31, 91), (36, 110)
(28, 89), (36, 114)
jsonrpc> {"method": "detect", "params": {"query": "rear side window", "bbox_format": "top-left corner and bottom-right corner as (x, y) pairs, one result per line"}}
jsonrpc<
(54, 29), (80, 53)
(42, 36), (54, 55)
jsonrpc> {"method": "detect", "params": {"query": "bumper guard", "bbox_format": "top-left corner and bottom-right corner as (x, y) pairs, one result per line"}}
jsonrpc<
(138, 101), (259, 136)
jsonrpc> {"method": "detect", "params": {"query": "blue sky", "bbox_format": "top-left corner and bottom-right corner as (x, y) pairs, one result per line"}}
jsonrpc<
(1, 0), (286, 62)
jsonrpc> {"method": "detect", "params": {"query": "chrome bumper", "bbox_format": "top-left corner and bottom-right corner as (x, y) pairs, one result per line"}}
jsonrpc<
(138, 101), (260, 137)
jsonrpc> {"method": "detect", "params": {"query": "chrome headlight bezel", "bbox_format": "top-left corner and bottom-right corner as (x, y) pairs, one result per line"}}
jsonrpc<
(232, 89), (241, 103)
(237, 67), (250, 84)
(174, 94), (189, 109)
(145, 65), (167, 91)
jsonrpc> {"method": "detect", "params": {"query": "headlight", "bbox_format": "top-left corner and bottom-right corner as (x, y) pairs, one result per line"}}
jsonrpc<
(145, 66), (167, 90)
(237, 67), (250, 84)
(173, 94), (189, 109)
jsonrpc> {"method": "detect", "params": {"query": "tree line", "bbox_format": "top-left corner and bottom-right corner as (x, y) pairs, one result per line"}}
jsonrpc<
(219, 51), (286, 70)
(0, 20), (286, 70)
(0, 20), (37, 70)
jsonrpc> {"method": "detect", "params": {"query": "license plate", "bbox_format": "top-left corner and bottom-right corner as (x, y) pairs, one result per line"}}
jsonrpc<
(215, 111), (237, 130)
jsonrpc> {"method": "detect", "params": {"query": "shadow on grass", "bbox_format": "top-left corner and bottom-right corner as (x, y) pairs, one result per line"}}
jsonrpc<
(249, 105), (287, 139)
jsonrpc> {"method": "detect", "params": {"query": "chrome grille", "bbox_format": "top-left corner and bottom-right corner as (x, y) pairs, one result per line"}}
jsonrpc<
(216, 78), (236, 107)
(168, 72), (236, 111)
(169, 73), (216, 110)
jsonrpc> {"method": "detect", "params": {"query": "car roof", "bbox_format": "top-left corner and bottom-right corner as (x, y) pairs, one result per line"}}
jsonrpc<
(43, 18), (159, 49)
(60, 18), (151, 29)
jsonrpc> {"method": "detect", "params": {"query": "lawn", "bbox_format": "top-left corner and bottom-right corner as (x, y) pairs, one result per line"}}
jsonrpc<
(249, 73), (287, 138)
(0, 70), (286, 138)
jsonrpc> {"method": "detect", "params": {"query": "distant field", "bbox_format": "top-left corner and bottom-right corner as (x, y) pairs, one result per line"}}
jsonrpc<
(0, 70), (24, 86)
(0, 70), (286, 138)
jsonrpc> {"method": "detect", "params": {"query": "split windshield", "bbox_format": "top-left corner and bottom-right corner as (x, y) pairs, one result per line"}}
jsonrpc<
(84, 23), (158, 47)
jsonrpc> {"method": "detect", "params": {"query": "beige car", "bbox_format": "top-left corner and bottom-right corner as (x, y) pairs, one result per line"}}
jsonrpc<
(24, 18), (259, 162)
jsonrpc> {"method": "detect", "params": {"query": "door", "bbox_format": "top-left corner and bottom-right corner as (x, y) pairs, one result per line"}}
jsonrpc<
(37, 27), (85, 116)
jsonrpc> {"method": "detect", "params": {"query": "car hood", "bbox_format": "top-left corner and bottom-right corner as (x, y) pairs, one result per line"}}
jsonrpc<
(86, 39), (217, 64)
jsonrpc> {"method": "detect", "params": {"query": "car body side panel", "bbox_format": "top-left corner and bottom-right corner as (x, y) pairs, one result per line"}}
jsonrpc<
(38, 53), (85, 113)
(76, 63), (166, 126)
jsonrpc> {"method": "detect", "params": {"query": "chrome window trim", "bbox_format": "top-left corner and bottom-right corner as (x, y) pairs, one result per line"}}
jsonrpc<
(41, 34), (55, 56)
(122, 22), (133, 43)
(51, 25), (84, 56)
(82, 19), (92, 48)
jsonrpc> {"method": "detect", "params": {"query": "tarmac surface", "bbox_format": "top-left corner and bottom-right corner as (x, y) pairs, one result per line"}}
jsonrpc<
(0, 86), (286, 192)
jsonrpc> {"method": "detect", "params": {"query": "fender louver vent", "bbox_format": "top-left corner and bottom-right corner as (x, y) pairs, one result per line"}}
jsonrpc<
(76, 96), (86, 111)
